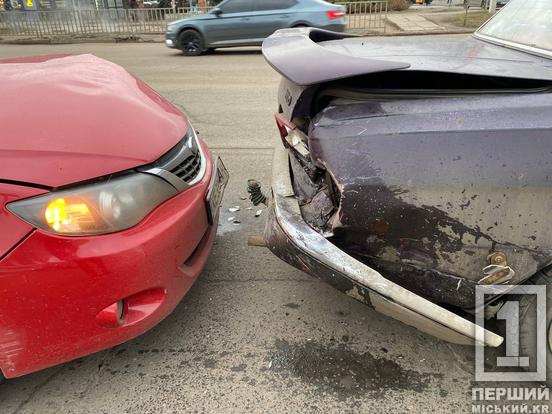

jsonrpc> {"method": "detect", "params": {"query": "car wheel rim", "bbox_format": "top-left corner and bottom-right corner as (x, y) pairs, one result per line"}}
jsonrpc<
(182, 34), (200, 53)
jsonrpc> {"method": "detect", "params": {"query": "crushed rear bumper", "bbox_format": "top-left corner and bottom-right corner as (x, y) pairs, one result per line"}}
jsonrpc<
(265, 145), (503, 348)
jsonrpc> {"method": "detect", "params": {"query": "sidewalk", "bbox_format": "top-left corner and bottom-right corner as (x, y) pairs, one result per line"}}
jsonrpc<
(387, 13), (445, 32)
(0, 33), (164, 44)
(385, 5), (487, 34)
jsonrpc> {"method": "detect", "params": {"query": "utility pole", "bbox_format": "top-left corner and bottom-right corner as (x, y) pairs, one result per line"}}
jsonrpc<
(489, 0), (497, 13)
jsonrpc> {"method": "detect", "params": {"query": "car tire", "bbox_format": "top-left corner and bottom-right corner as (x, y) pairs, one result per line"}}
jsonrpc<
(515, 268), (552, 385)
(179, 29), (204, 56)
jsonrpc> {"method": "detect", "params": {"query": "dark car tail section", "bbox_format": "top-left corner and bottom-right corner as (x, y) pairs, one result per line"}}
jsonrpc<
(261, 27), (552, 346)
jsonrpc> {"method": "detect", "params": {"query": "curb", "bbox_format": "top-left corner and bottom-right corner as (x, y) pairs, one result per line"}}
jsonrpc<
(381, 28), (474, 36)
(0, 35), (164, 44)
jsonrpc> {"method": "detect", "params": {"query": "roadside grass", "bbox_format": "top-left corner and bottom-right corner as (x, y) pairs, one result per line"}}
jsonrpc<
(443, 10), (494, 29)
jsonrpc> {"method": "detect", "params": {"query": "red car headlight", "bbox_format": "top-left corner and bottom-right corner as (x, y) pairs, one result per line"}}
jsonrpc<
(7, 173), (177, 236)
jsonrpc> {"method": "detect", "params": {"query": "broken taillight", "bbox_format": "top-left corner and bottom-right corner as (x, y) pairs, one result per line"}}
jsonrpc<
(326, 10), (345, 19)
(274, 113), (310, 157)
(274, 112), (293, 142)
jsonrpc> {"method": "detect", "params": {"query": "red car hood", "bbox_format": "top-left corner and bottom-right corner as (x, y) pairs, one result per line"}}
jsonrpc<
(0, 54), (188, 187)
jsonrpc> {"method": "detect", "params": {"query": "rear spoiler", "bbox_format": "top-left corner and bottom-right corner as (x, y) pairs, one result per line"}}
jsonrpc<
(261, 28), (410, 86)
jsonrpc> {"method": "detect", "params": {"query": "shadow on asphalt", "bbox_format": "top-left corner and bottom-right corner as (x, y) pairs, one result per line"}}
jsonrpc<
(168, 48), (262, 58)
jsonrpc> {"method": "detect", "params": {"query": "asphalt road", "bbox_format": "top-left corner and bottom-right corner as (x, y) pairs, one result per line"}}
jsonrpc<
(0, 43), (478, 413)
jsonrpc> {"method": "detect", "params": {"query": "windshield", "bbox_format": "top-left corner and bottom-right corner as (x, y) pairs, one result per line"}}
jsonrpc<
(476, 0), (552, 53)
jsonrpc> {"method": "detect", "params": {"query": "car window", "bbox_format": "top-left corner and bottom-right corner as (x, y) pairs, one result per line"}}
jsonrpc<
(219, 0), (253, 13)
(254, 0), (297, 11)
(476, 0), (552, 53)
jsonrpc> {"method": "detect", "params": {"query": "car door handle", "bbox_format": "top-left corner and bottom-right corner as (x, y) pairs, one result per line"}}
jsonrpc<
(241, 17), (251, 21)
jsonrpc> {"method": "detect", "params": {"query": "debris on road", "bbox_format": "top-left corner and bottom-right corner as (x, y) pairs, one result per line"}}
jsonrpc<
(247, 179), (267, 206)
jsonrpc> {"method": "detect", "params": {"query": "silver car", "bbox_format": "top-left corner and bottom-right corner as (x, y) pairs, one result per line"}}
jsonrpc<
(165, 0), (346, 55)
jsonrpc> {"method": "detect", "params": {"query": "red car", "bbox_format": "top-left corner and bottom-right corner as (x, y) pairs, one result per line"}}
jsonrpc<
(0, 54), (228, 381)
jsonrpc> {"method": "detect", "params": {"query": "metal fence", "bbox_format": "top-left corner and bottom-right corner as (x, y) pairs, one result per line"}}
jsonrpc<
(337, 1), (387, 33)
(0, 2), (387, 37)
(0, 7), (212, 36)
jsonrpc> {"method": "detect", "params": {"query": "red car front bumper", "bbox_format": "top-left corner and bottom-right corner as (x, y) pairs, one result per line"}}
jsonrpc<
(0, 143), (220, 379)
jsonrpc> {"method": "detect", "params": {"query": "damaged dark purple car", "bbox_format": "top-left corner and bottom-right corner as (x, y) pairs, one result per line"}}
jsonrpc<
(261, 0), (552, 378)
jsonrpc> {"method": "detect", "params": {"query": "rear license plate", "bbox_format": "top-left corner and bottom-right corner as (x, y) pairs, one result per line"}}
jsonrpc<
(206, 157), (229, 224)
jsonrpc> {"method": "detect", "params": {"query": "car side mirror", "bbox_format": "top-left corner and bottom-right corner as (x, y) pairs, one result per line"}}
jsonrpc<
(211, 7), (222, 16)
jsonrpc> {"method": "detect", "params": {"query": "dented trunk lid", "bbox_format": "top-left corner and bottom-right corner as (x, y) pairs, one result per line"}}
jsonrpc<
(308, 92), (552, 307)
